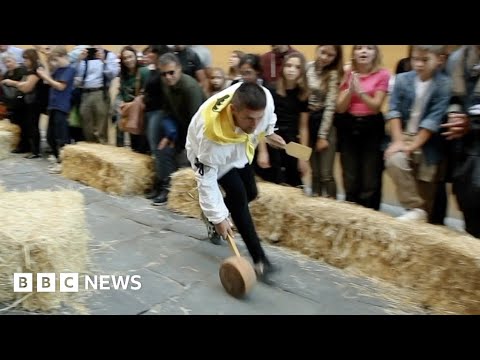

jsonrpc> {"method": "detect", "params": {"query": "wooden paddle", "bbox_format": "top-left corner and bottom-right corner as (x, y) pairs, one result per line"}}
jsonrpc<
(283, 142), (312, 161)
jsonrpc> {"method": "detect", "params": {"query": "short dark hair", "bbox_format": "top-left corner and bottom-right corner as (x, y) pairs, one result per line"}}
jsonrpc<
(159, 52), (181, 67)
(232, 82), (266, 111)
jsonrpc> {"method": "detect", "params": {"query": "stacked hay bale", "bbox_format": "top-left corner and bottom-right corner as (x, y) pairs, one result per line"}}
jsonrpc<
(0, 131), (14, 160)
(0, 120), (21, 159)
(167, 168), (480, 314)
(167, 169), (203, 219)
(61, 142), (155, 196)
(0, 190), (90, 312)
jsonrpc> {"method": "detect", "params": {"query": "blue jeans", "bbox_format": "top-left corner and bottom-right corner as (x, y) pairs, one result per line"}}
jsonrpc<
(145, 110), (166, 152)
(145, 110), (177, 187)
(47, 109), (70, 159)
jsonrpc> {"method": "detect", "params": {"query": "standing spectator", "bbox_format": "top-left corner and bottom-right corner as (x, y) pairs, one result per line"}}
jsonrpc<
(336, 45), (390, 210)
(36, 46), (76, 173)
(75, 45), (120, 144)
(2, 49), (45, 158)
(260, 45), (299, 88)
(189, 45), (212, 68)
(226, 50), (245, 87)
(385, 45), (451, 222)
(205, 67), (227, 98)
(306, 45), (344, 198)
(171, 45), (208, 93)
(256, 52), (310, 188)
(0, 45), (23, 77)
(0, 52), (28, 153)
(441, 45), (480, 237)
(117, 46), (150, 153)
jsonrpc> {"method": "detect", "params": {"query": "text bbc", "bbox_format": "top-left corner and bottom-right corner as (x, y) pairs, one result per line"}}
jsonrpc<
(13, 273), (142, 292)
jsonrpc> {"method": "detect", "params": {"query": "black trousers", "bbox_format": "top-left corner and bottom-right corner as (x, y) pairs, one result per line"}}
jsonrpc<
(10, 105), (30, 152)
(218, 164), (266, 264)
(25, 103), (41, 155)
(254, 131), (301, 187)
(337, 113), (385, 210)
(452, 154), (480, 238)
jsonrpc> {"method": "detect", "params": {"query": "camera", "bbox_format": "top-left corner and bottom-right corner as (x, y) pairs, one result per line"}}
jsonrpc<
(86, 47), (97, 61)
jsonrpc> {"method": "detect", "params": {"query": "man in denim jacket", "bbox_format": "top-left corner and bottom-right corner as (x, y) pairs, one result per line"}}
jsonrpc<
(385, 45), (451, 223)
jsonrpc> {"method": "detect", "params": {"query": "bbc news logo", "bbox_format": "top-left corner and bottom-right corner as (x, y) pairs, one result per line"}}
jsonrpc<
(13, 273), (142, 293)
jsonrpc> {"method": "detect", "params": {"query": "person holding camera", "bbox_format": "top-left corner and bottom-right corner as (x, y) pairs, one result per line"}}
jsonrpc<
(74, 45), (120, 144)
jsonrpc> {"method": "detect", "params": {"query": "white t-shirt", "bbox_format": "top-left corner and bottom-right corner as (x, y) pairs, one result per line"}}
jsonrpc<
(407, 77), (432, 133)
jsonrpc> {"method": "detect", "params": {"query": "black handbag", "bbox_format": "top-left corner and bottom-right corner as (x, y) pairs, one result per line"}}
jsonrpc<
(1, 83), (21, 100)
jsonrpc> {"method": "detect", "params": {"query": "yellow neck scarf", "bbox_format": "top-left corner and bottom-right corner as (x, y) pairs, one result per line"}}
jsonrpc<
(203, 88), (259, 164)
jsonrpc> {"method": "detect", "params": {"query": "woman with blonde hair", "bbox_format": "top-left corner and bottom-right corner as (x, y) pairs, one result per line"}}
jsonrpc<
(336, 45), (390, 210)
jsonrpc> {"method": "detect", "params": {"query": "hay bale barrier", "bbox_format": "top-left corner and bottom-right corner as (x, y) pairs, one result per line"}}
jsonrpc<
(0, 130), (14, 160)
(61, 142), (155, 196)
(166, 168), (203, 219)
(0, 120), (21, 155)
(167, 168), (480, 314)
(0, 190), (90, 312)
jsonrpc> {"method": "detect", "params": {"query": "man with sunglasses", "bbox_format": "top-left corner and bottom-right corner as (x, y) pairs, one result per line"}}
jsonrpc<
(152, 52), (205, 205)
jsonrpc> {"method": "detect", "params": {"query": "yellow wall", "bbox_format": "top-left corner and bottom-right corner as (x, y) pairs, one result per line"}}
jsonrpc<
(206, 45), (409, 74)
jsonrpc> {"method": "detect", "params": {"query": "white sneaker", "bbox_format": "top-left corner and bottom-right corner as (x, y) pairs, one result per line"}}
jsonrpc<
(47, 155), (57, 163)
(48, 163), (62, 174)
(396, 208), (427, 222)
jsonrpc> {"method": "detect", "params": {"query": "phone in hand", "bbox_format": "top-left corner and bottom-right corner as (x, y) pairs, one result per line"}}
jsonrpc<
(86, 47), (97, 61)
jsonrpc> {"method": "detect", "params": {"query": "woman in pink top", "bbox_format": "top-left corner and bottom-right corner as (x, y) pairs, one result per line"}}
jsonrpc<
(336, 45), (390, 210)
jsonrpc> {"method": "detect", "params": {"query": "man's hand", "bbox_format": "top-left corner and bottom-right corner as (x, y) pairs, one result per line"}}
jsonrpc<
(157, 137), (174, 150)
(265, 133), (287, 149)
(441, 112), (470, 140)
(215, 218), (234, 240)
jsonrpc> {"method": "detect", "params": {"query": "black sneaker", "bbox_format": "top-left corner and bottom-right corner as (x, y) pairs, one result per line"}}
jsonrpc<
(254, 259), (279, 285)
(201, 212), (223, 245)
(145, 188), (160, 199)
(151, 190), (168, 206)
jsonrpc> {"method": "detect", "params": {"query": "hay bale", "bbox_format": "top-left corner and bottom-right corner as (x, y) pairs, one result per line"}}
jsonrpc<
(167, 168), (480, 314)
(0, 131), (14, 160)
(0, 120), (20, 151)
(167, 168), (203, 219)
(61, 142), (155, 195)
(0, 190), (90, 312)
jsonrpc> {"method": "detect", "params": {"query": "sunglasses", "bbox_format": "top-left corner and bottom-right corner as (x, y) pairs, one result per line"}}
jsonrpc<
(160, 70), (175, 77)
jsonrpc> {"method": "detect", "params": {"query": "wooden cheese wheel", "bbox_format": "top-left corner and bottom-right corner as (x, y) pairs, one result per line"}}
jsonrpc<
(219, 256), (256, 298)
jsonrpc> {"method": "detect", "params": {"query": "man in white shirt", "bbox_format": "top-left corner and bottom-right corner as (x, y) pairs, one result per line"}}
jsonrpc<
(186, 82), (286, 281)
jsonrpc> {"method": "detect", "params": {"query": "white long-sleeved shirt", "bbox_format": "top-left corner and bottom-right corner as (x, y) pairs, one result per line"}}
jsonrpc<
(185, 82), (277, 224)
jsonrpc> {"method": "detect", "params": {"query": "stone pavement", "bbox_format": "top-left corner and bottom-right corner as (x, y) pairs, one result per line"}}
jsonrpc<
(0, 154), (435, 315)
